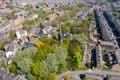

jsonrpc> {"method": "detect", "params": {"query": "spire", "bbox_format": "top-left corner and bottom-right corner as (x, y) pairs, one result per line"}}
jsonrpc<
(58, 21), (62, 42)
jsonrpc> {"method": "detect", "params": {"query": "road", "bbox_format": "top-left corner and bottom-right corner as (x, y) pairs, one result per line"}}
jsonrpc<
(58, 70), (88, 80)
(57, 70), (120, 80)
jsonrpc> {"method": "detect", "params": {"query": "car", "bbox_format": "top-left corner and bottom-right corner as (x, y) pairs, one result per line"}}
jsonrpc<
(89, 69), (92, 72)
(109, 57), (112, 60)
(114, 61), (117, 64)
(110, 61), (113, 64)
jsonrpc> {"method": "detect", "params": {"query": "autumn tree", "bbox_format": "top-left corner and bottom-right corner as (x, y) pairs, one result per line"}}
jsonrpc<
(35, 41), (44, 48)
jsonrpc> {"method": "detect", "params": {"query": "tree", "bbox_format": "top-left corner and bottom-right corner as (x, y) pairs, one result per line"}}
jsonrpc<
(54, 46), (67, 73)
(65, 22), (72, 27)
(0, 44), (5, 50)
(64, 76), (70, 80)
(14, 47), (37, 74)
(35, 41), (44, 48)
(68, 11), (76, 17)
(72, 52), (82, 70)
(9, 30), (15, 39)
(61, 25), (67, 33)
(17, 58), (33, 74)
(9, 64), (17, 74)
(73, 34), (88, 47)
(27, 73), (36, 80)
(63, 38), (70, 46)
(40, 46), (67, 78)
(69, 40), (82, 56)
(12, 9), (18, 14)
(47, 73), (57, 80)
(51, 19), (59, 27)
(85, 62), (90, 69)
(57, 14), (70, 22)
(40, 54), (58, 78)
(68, 40), (83, 70)
(88, 13), (94, 21)
(7, 14), (13, 20)
(39, 23), (45, 29)
(32, 49), (45, 62)
(32, 62), (40, 76)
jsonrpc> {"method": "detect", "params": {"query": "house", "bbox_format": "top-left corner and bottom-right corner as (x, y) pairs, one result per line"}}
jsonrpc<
(42, 25), (53, 34)
(0, 21), (11, 33)
(13, 10), (28, 18)
(10, 10), (28, 26)
(45, 12), (58, 21)
(16, 30), (27, 39)
(5, 45), (15, 58)
(29, 13), (38, 20)
(41, 20), (47, 24)
(0, 8), (12, 14)
(96, 45), (103, 69)
(11, 17), (24, 26)
(0, 68), (14, 80)
(19, 36), (28, 45)
(16, 2), (28, 7)
(5, 42), (20, 58)
(0, 3), (7, 9)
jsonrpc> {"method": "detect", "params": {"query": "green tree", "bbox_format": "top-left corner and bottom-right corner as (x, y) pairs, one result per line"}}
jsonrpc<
(40, 46), (67, 78)
(47, 73), (57, 80)
(72, 52), (82, 70)
(12, 9), (18, 14)
(63, 38), (70, 46)
(85, 62), (91, 69)
(51, 19), (59, 27)
(40, 54), (58, 78)
(64, 76), (70, 80)
(32, 62), (40, 76)
(14, 47), (37, 74)
(54, 46), (67, 73)
(57, 14), (70, 22)
(88, 13), (94, 21)
(32, 49), (44, 62)
(39, 23), (45, 29)
(17, 58), (33, 74)
(28, 73), (36, 80)
(69, 41), (82, 56)
(74, 34), (88, 47)
(9, 30), (15, 39)
(0, 44), (5, 50)
(7, 14), (13, 20)
(9, 64), (17, 74)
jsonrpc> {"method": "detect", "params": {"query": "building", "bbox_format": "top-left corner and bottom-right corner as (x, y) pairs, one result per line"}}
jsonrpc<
(45, 13), (58, 21)
(0, 21), (11, 33)
(96, 45), (103, 69)
(29, 13), (38, 20)
(16, 30), (27, 39)
(10, 10), (28, 27)
(5, 42), (20, 58)
(0, 8), (11, 14)
(0, 3), (7, 9)
(42, 25), (53, 34)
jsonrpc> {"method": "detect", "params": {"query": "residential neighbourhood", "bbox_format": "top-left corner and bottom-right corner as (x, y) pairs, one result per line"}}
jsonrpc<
(0, 0), (120, 80)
